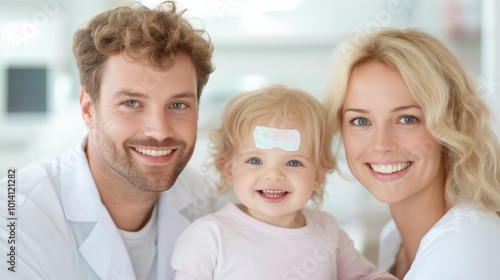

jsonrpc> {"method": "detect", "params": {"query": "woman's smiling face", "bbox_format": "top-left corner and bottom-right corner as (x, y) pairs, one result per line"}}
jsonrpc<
(341, 60), (446, 205)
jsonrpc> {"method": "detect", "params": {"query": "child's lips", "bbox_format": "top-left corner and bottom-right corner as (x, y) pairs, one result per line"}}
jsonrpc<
(258, 189), (289, 198)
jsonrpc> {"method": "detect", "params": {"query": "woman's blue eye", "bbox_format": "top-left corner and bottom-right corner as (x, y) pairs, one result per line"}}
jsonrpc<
(399, 116), (417, 124)
(286, 160), (301, 167)
(352, 118), (368, 126)
(247, 158), (262, 165)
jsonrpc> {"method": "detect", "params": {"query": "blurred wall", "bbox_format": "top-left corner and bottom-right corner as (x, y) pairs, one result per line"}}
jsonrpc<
(0, 0), (497, 264)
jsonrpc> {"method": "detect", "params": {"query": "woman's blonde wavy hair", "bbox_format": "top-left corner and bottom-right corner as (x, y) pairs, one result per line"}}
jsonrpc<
(72, 1), (214, 101)
(325, 28), (500, 212)
(210, 85), (337, 206)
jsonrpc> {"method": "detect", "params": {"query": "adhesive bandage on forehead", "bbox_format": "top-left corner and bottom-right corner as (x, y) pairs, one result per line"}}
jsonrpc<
(253, 126), (301, 151)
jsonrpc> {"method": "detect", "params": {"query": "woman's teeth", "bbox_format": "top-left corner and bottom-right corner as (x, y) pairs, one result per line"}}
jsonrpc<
(370, 162), (411, 174)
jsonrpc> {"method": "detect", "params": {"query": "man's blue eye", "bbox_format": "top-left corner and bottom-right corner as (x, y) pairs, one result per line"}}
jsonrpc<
(124, 100), (139, 107)
(171, 102), (186, 109)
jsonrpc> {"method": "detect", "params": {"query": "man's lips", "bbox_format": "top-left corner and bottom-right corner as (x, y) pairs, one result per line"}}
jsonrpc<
(133, 147), (173, 157)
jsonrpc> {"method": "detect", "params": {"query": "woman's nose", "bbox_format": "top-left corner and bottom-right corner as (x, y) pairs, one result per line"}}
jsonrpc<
(373, 125), (398, 153)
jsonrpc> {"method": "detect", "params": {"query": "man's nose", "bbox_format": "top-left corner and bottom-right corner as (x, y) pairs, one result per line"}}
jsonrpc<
(143, 109), (173, 141)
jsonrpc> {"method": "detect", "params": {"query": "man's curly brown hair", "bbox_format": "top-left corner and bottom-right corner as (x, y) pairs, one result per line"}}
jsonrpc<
(72, 1), (214, 101)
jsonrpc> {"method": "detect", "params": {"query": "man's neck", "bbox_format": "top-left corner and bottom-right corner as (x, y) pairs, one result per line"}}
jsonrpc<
(85, 140), (161, 232)
(97, 180), (160, 231)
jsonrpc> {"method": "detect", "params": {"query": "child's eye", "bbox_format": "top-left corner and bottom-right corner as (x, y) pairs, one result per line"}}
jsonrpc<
(286, 160), (302, 167)
(398, 116), (418, 124)
(351, 117), (369, 126)
(247, 157), (262, 165)
(124, 100), (140, 107)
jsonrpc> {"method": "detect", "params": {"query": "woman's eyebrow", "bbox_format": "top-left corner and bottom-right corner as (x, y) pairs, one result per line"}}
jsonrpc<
(391, 105), (421, 113)
(343, 108), (368, 114)
(343, 105), (420, 114)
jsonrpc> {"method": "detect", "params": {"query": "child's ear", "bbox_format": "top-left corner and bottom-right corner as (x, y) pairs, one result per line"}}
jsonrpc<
(219, 160), (233, 184)
(314, 167), (326, 190)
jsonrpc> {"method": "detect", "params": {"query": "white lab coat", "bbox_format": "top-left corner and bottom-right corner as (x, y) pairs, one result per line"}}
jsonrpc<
(0, 139), (220, 280)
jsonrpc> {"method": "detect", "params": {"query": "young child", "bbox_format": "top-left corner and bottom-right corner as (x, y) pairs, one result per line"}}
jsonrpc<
(171, 85), (396, 280)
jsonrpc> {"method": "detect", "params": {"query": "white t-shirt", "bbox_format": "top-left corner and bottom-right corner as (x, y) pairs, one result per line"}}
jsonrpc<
(172, 203), (396, 280)
(119, 205), (158, 280)
(378, 204), (500, 279)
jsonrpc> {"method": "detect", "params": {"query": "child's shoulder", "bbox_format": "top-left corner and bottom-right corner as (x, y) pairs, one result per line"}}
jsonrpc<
(188, 203), (241, 229)
(176, 204), (241, 243)
(302, 208), (341, 229)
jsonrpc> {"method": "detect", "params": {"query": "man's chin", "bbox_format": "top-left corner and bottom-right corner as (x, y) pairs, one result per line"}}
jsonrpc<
(129, 145), (193, 192)
(140, 185), (174, 193)
(130, 172), (178, 192)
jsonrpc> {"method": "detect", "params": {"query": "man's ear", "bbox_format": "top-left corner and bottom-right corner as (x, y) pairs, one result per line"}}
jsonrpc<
(80, 88), (95, 129)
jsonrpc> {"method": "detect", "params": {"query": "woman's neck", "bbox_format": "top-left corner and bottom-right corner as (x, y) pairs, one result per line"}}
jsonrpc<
(388, 188), (451, 278)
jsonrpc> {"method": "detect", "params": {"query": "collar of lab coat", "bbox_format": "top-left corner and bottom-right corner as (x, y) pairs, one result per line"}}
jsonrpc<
(60, 139), (102, 222)
(59, 138), (191, 279)
(59, 139), (136, 279)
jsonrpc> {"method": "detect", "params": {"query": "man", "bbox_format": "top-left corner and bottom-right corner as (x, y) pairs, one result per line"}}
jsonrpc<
(0, 2), (214, 279)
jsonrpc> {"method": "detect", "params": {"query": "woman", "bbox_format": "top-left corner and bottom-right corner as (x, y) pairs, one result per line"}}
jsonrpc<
(325, 28), (500, 279)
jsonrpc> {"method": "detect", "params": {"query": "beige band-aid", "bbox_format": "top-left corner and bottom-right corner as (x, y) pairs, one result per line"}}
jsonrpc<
(253, 126), (301, 151)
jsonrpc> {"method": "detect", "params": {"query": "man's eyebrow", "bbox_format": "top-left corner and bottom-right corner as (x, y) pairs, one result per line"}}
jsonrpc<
(171, 92), (197, 99)
(113, 90), (148, 99)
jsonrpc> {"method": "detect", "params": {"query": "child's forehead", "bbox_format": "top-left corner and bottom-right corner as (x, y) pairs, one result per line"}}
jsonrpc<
(251, 120), (303, 132)
(236, 118), (310, 142)
(252, 125), (301, 152)
(235, 124), (315, 152)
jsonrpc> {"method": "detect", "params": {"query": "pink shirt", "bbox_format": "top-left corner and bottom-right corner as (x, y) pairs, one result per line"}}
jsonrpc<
(172, 203), (395, 280)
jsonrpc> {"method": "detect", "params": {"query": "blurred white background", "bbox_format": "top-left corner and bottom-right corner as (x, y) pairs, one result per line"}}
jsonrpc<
(1, 0), (499, 264)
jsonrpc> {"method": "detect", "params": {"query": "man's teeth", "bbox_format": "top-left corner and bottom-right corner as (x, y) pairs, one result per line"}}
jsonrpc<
(260, 190), (287, 198)
(370, 162), (411, 174)
(134, 148), (172, 157)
